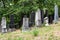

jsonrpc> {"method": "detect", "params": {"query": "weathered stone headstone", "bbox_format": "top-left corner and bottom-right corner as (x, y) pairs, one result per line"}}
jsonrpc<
(35, 9), (41, 27)
(41, 9), (44, 24)
(54, 4), (59, 23)
(22, 15), (29, 32)
(1, 17), (7, 33)
(29, 11), (35, 27)
(44, 17), (49, 26)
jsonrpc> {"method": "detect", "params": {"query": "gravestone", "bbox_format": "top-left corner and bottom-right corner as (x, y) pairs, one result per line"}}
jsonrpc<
(29, 11), (35, 27)
(44, 17), (49, 26)
(41, 9), (44, 24)
(9, 14), (15, 31)
(54, 4), (59, 23)
(35, 9), (41, 27)
(1, 17), (7, 33)
(9, 14), (15, 28)
(44, 9), (49, 25)
(49, 15), (53, 24)
(22, 15), (29, 32)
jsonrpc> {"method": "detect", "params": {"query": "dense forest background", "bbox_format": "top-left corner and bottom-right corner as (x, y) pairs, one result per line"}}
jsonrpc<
(0, 0), (60, 26)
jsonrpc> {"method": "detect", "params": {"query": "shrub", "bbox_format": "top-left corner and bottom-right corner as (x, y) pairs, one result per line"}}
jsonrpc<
(18, 37), (23, 40)
(32, 28), (39, 36)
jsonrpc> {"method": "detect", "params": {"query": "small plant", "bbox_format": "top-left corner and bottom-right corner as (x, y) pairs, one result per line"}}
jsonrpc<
(8, 38), (11, 40)
(18, 37), (23, 40)
(32, 28), (39, 36)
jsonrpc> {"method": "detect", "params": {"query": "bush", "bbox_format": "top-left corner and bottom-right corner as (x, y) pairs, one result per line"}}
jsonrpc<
(32, 28), (39, 36)
(18, 37), (23, 40)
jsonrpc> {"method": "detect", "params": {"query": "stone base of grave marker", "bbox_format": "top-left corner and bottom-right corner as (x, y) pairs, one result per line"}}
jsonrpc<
(7, 28), (16, 32)
(2, 28), (7, 33)
(45, 23), (49, 26)
(35, 20), (41, 27)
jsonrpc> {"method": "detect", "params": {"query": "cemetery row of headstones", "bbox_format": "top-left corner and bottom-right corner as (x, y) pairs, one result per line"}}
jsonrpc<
(0, 4), (59, 32)
(22, 4), (59, 32)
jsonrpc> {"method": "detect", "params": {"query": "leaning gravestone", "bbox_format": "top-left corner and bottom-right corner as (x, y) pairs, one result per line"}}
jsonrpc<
(1, 17), (7, 33)
(22, 15), (29, 32)
(54, 4), (59, 23)
(35, 9), (41, 27)
(29, 11), (35, 27)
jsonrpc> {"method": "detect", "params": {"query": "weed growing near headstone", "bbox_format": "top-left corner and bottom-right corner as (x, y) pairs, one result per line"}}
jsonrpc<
(32, 28), (39, 36)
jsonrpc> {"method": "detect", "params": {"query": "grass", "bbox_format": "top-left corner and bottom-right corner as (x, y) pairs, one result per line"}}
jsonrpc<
(0, 22), (60, 40)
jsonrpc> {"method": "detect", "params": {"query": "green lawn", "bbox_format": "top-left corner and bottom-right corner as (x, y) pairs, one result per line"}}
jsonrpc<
(0, 23), (60, 40)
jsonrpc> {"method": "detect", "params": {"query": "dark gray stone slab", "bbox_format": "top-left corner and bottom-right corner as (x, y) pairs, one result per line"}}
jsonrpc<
(29, 11), (35, 27)
(9, 14), (15, 28)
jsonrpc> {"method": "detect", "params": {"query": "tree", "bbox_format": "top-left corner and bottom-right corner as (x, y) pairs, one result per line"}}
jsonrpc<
(0, 0), (60, 24)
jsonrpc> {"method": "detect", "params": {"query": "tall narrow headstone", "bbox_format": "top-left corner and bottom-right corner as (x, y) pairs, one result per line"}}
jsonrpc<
(35, 9), (41, 27)
(1, 17), (7, 33)
(9, 14), (15, 31)
(9, 14), (15, 28)
(29, 11), (35, 27)
(54, 4), (59, 23)
(22, 15), (29, 32)
(41, 9), (44, 24)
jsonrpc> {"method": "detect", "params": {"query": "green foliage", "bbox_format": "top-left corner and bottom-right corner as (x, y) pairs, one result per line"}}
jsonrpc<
(18, 37), (23, 40)
(0, 0), (60, 24)
(7, 38), (11, 40)
(32, 28), (39, 36)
